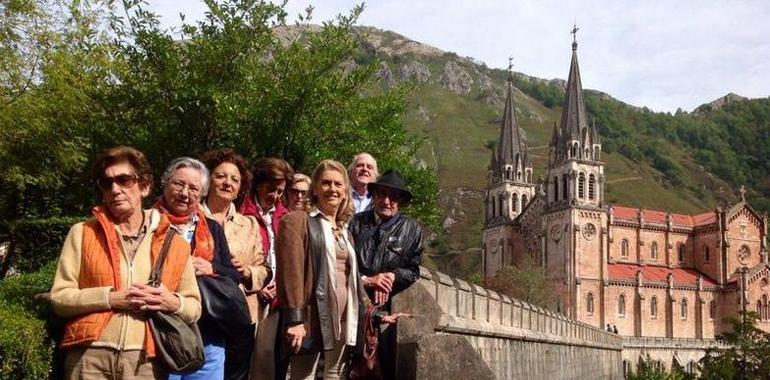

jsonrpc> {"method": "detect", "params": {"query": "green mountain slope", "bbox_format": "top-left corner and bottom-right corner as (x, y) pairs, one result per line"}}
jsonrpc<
(353, 27), (770, 279)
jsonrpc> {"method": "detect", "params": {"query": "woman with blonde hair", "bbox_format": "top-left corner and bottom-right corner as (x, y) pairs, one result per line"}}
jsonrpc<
(276, 160), (404, 379)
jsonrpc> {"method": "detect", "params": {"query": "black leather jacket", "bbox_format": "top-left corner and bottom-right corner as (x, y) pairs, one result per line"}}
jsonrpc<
(348, 210), (424, 296)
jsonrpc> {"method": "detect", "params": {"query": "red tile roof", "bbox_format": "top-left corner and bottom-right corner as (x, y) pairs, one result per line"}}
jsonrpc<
(611, 205), (716, 227)
(608, 263), (717, 286)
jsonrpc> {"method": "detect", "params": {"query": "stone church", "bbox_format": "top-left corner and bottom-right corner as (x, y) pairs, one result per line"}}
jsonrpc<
(482, 37), (769, 340)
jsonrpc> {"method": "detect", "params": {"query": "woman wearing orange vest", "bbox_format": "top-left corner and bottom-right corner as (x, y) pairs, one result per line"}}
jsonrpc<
(50, 146), (202, 379)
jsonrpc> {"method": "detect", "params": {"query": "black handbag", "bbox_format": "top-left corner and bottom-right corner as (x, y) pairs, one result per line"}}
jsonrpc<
(147, 229), (205, 374)
(197, 273), (251, 336)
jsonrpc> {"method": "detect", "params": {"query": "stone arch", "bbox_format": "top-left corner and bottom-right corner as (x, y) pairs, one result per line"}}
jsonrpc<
(618, 294), (626, 316)
(562, 173), (569, 200)
(552, 176), (559, 202)
(586, 293), (595, 315)
(681, 298), (688, 320)
(621, 239), (629, 258)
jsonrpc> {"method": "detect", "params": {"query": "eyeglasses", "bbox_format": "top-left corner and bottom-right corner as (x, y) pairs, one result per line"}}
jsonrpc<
(169, 180), (202, 197)
(289, 188), (308, 198)
(97, 173), (139, 191)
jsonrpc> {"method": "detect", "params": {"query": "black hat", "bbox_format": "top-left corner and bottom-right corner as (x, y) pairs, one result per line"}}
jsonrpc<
(367, 169), (413, 204)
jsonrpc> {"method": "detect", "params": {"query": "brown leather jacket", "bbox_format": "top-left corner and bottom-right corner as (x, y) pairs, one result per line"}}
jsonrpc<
(276, 210), (371, 352)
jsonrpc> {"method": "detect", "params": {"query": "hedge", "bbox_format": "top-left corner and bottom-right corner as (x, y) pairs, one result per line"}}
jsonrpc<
(0, 261), (59, 379)
(0, 217), (83, 276)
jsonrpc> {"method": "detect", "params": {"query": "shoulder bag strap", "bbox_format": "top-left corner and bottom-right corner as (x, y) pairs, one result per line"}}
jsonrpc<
(148, 228), (177, 287)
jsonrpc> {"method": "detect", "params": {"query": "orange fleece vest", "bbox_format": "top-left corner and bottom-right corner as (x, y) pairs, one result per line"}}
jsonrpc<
(60, 215), (190, 357)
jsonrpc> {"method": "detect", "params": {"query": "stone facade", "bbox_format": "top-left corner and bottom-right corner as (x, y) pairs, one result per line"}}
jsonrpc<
(481, 37), (769, 373)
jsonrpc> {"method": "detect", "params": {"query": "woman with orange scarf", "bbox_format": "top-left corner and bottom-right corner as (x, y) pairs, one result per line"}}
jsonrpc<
(50, 146), (201, 379)
(155, 157), (241, 380)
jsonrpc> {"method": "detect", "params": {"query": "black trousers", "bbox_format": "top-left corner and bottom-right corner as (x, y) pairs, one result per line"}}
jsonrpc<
(225, 323), (256, 380)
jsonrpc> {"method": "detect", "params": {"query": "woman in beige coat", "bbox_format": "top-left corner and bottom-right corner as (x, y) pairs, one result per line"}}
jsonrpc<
(201, 149), (271, 380)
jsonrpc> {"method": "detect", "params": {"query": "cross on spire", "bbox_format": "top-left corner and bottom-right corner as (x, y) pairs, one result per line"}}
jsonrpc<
(571, 22), (579, 50)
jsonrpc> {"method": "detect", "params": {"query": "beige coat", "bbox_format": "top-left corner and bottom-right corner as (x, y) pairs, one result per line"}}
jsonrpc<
(203, 203), (271, 323)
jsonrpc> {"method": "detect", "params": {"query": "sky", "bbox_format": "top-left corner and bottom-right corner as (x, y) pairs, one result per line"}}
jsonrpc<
(147, 0), (770, 113)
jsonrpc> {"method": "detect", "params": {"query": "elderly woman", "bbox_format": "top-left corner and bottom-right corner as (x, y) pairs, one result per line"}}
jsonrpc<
(286, 173), (311, 212)
(277, 160), (404, 379)
(50, 146), (201, 379)
(155, 157), (242, 380)
(200, 149), (271, 380)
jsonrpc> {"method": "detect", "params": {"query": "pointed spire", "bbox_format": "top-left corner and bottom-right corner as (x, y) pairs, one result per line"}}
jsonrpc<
(493, 56), (530, 178)
(559, 23), (589, 143)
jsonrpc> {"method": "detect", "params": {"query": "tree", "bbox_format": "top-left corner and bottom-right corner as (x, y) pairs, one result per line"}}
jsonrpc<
(0, 0), (440, 229)
(699, 311), (770, 379)
(484, 255), (562, 309)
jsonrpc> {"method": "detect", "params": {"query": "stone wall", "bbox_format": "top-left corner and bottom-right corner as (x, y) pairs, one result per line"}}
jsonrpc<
(392, 266), (624, 379)
(622, 337), (727, 373)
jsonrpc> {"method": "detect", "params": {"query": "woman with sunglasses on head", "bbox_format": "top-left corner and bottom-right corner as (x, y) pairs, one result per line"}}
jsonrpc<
(200, 149), (271, 380)
(155, 157), (242, 380)
(50, 146), (201, 379)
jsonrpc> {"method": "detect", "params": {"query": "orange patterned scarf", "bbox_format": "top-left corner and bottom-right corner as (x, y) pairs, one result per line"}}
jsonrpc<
(153, 198), (214, 261)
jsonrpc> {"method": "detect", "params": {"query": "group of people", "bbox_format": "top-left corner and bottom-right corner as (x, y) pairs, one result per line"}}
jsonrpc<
(49, 147), (424, 380)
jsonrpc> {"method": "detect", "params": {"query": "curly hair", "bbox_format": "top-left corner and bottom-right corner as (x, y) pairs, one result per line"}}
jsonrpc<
(200, 148), (252, 206)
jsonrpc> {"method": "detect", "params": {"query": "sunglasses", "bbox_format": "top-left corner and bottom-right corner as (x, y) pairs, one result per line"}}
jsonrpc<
(97, 173), (139, 191)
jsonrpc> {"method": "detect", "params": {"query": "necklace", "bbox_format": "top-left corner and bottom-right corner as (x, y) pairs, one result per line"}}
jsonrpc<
(332, 227), (346, 250)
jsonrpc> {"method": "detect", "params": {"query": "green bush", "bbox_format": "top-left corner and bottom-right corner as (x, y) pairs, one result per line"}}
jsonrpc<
(0, 263), (59, 380)
(0, 302), (54, 379)
(0, 217), (83, 275)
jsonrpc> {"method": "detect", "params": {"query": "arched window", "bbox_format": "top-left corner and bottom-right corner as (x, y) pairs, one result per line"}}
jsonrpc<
(491, 196), (496, 217)
(589, 174), (596, 200)
(506, 167), (511, 180)
(578, 172), (585, 198)
(621, 239), (629, 258)
(704, 246), (710, 262)
(499, 196), (505, 217)
(618, 295), (626, 316)
(522, 194), (528, 209)
(709, 300), (716, 320)
(512, 193), (519, 212)
(562, 174), (569, 200)
(586, 293), (594, 315)
(681, 298), (688, 320)
(763, 295), (768, 321)
(678, 244), (685, 263)
(571, 143), (578, 158)
(651, 242), (659, 260)
(553, 176), (559, 202)
(651, 296), (658, 318)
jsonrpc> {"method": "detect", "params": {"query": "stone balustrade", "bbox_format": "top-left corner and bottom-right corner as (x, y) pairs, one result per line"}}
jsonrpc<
(392, 266), (623, 379)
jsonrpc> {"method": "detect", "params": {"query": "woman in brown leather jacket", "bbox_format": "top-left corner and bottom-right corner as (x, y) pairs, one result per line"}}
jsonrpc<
(276, 160), (404, 380)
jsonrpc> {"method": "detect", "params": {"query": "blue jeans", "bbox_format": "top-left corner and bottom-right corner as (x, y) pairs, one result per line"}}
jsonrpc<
(168, 339), (225, 380)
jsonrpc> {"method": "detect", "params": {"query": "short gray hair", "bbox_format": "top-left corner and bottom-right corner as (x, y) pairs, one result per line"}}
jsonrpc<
(161, 157), (210, 196)
(347, 152), (379, 179)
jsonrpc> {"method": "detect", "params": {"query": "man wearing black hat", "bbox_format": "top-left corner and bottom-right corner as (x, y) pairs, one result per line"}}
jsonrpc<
(349, 169), (424, 304)
(349, 169), (424, 379)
